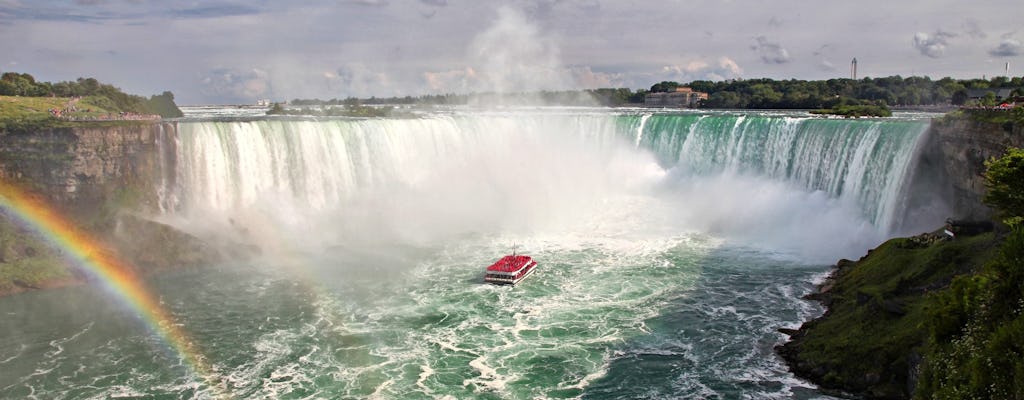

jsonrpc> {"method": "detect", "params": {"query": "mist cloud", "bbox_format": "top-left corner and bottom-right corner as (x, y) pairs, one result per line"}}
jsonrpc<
(465, 7), (573, 93)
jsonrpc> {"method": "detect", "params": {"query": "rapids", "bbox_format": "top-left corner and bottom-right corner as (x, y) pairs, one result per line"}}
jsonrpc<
(1, 109), (943, 399)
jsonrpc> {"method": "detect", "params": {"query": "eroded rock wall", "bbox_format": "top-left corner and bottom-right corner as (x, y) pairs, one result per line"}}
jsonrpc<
(0, 123), (174, 219)
(929, 116), (1024, 221)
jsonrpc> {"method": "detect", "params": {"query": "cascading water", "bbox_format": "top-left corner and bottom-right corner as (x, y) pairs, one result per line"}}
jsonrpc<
(1, 109), (943, 399)
(162, 111), (935, 260)
(635, 113), (930, 231)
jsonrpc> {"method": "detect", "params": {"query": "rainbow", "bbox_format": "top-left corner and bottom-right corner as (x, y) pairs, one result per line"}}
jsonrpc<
(0, 181), (228, 398)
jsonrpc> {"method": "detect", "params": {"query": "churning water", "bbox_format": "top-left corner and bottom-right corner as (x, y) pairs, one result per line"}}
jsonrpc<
(1, 109), (940, 399)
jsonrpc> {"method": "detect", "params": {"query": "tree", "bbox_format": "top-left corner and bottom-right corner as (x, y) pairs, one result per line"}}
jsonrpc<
(984, 147), (1024, 226)
(951, 89), (969, 105)
(981, 92), (999, 107)
(650, 81), (680, 93)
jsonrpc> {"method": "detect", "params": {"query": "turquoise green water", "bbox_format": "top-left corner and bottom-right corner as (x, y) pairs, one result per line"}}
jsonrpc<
(0, 234), (831, 399)
(0, 110), (933, 399)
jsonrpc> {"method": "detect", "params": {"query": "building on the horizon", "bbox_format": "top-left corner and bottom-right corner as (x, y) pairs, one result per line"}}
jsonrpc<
(644, 87), (708, 108)
(966, 88), (1015, 102)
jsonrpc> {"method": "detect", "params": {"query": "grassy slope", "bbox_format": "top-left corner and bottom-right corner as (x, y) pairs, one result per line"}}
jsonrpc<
(781, 233), (999, 398)
(0, 215), (74, 294)
(0, 95), (138, 131)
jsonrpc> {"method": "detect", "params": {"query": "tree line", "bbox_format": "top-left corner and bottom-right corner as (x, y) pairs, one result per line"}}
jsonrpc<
(288, 75), (1023, 110)
(0, 72), (182, 118)
(684, 76), (1023, 109)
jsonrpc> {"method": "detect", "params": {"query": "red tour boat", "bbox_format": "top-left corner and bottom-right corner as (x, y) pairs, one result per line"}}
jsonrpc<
(484, 253), (538, 285)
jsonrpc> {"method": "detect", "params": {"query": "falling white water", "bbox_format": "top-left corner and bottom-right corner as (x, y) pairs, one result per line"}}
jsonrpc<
(160, 110), (938, 262)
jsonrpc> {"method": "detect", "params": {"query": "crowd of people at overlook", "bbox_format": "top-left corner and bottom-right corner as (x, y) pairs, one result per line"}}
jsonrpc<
(47, 96), (160, 121)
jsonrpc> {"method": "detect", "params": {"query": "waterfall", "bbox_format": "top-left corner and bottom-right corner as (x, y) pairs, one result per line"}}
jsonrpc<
(158, 111), (938, 258)
(634, 113), (932, 231)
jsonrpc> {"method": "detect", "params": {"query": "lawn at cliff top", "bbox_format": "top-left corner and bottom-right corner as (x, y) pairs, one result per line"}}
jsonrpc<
(0, 95), (138, 131)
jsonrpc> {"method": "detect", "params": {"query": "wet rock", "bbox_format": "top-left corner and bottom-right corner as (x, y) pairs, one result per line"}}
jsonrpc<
(12, 279), (40, 289)
(777, 328), (800, 336)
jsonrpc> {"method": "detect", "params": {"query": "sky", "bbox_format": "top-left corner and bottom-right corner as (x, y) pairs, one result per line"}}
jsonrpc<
(1, 0), (1022, 105)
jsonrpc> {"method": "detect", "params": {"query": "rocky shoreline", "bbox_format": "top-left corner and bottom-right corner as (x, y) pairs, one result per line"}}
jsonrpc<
(775, 229), (998, 399)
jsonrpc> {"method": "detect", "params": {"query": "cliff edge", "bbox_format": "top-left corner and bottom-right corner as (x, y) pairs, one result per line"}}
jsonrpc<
(0, 123), (219, 295)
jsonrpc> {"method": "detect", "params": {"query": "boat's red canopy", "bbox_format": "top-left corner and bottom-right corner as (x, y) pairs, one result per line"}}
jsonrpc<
(486, 255), (533, 272)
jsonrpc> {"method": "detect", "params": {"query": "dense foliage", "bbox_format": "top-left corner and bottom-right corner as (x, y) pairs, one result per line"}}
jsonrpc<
(266, 103), (401, 118)
(288, 88), (646, 108)
(289, 75), (1021, 111)
(691, 76), (1022, 109)
(777, 232), (997, 398)
(0, 72), (182, 118)
(809, 102), (893, 118)
(917, 149), (1024, 399)
(984, 148), (1024, 226)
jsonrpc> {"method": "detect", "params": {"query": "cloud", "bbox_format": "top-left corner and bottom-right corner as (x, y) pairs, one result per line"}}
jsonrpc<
(817, 59), (836, 72)
(963, 20), (986, 39)
(577, 0), (601, 13)
(419, 0), (447, 6)
(199, 68), (271, 100)
(989, 38), (1022, 57)
(568, 65), (623, 88)
(660, 57), (743, 81)
(344, 0), (389, 6)
(751, 36), (790, 64)
(422, 67), (478, 92)
(166, 4), (261, 19)
(913, 30), (956, 58)
(331, 64), (393, 96)
(0, 4), (110, 22)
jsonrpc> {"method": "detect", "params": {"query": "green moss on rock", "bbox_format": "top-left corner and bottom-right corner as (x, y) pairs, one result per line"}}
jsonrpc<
(778, 232), (998, 399)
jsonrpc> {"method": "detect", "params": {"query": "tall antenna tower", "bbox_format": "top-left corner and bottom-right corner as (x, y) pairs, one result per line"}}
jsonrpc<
(851, 58), (858, 80)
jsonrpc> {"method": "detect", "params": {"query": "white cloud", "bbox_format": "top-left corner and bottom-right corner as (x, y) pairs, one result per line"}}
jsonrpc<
(818, 59), (836, 72)
(199, 68), (270, 100)
(568, 65), (623, 88)
(751, 36), (790, 64)
(989, 38), (1022, 57)
(913, 30), (956, 58)
(422, 67), (478, 92)
(331, 63), (393, 97)
(659, 57), (743, 82)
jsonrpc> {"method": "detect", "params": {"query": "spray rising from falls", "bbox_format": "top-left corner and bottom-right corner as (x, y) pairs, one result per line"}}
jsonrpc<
(162, 111), (936, 261)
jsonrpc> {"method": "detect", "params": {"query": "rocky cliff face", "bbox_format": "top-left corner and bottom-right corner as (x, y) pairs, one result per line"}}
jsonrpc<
(0, 123), (218, 294)
(0, 123), (175, 218)
(929, 116), (1024, 221)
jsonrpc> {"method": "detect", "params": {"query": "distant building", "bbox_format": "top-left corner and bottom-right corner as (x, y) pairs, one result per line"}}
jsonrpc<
(644, 87), (708, 108)
(966, 88), (1015, 101)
